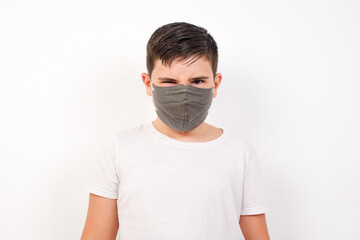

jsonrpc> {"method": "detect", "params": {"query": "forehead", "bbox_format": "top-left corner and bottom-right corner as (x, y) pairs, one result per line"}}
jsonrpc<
(152, 56), (212, 77)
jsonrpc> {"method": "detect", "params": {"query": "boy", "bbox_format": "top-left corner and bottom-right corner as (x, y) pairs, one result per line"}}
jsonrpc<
(81, 22), (270, 240)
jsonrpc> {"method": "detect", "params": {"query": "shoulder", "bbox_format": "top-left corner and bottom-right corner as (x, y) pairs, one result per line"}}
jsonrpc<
(226, 133), (255, 153)
(111, 122), (148, 147)
(225, 133), (258, 168)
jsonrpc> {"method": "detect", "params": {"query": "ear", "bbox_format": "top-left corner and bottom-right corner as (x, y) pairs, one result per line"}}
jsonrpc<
(141, 73), (152, 96)
(213, 73), (222, 98)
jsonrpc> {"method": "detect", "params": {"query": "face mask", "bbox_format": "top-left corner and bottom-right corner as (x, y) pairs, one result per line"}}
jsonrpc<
(151, 81), (214, 133)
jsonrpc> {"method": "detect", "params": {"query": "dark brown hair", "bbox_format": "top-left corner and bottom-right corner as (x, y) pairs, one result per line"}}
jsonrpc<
(146, 22), (218, 79)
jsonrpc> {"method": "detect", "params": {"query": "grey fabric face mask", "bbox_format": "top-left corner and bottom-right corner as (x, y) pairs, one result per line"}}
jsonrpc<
(151, 81), (214, 133)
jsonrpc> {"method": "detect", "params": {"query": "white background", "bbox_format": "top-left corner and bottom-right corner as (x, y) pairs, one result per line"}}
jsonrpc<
(0, 0), (359, 239)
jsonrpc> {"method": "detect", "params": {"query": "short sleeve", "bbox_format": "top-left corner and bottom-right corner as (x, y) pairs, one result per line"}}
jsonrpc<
(241, 144), (268, 215)
(85, 134), (120, 199)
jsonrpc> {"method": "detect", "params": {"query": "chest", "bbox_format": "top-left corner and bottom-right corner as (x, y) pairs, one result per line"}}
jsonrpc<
(116, 148), (244, 198)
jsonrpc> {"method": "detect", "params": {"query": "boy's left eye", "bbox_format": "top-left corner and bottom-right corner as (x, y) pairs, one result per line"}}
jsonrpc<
(192, 80), (204, 84)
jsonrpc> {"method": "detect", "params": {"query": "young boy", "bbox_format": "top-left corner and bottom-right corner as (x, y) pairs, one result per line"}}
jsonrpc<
(81, 22), (270, 240)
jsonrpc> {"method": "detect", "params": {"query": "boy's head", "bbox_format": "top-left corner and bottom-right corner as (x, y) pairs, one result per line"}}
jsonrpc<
(141, 22), (223, 133)
(145, 22), (218, 79)
(142, 22), (222, 95)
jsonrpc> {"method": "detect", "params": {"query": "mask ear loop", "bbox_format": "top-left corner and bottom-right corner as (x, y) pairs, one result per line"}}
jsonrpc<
(150, 79), (158, 112)
(211, 79), (215, 93)
(208, 85), (214, 114)
(150, 78), (154, 92)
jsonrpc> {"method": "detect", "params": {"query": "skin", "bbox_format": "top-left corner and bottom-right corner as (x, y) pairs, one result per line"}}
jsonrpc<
(81, 193), (118, 240)
(240, 214), (271, 240)
(81, 55), (270, 240)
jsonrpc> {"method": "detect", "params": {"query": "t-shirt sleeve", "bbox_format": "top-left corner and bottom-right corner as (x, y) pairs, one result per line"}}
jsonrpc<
(240, 144), (268, 215)
(85, 134), (120, 199)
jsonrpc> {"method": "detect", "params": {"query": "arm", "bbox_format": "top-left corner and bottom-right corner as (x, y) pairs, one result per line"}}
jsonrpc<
(81, 193), (119, 240)
(239, 213), (270, 240)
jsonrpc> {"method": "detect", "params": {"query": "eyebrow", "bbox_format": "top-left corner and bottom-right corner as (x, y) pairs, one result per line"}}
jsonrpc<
(158, 76), (209, 81)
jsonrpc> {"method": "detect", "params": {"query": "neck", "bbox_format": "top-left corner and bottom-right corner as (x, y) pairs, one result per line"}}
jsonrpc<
(152, 117), (207, 137)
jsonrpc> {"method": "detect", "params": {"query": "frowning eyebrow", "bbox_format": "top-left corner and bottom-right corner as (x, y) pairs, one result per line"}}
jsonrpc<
(158, 76), (209, 81)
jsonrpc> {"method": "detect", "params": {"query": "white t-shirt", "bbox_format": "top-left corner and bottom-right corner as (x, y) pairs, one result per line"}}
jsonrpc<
(85, 121), (268, 240)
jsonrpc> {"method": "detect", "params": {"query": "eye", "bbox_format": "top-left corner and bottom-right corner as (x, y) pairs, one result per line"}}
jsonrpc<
(192, 80), (204, 84)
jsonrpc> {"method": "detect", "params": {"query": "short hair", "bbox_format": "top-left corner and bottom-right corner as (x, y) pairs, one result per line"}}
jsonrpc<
(146, 22), (218, 79)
